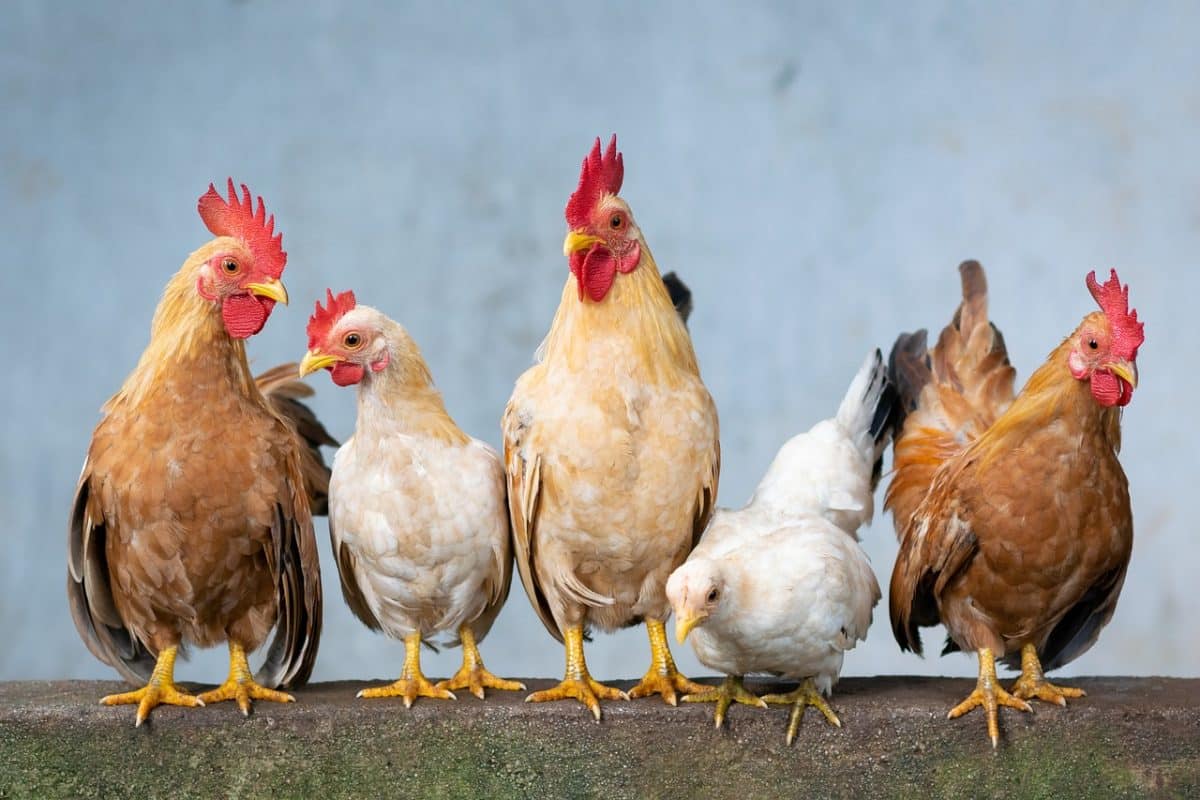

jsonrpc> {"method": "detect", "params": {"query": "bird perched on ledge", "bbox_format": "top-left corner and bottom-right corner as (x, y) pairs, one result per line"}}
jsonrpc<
(503, 136), (721, 719)
(300, 290), (522, 706)
(669, 351), (892, 744)
(67, 181), (332, 725)
(887, 262), (1144, 747)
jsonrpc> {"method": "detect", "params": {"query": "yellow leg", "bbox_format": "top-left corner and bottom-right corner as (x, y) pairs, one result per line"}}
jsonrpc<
(761, 678), (842, 746)
(948, 647), (1032, 749)
(1011, 643), (1087, 706)
(525, 625), (627, 721)
(682, 674), (767, 729)
(628, 618), (706, 705)
(358, 631), (457, 706)
(100, 645), (203, 727)
(198, 641), (295, 716)
(435, 625), (526, 699)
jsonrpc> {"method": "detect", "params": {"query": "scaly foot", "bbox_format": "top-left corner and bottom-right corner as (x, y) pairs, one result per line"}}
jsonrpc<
(435, 625), (525, 699)
(100, 645), (203, 727)
(1011, 643), (1085, 707)
(761, 678), (841, 745)
(359, 631), (456, 707)
(199, 641), (293, 716)
(526, 676), (628, 721)
(358, 675), (455, 706)
(949, 648), (1031, 748)
(525, 624), (626, 720)
(682, 674), (767, 729)
(437, 666), (525, 700)
(628, 618), (706, 705)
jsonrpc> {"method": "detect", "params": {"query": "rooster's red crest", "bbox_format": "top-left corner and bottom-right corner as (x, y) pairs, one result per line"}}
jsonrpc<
(565, 135), (624, 229)
(1086, 270), (1144, 362)
(197, 179), (287, 279)
(307, 289), (357, 349)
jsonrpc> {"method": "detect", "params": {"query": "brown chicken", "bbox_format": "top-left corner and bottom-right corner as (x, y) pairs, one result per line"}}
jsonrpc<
(503, 136), (720, 719)
(886, 261), (1144, 747)
(67, 181), (332, 725)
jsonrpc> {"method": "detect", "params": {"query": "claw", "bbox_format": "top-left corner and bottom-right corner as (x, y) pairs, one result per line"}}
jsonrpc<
(950, 648), (1031, 748)
(525, 624), (624, 720)
(99, 645), (203, 726)
(435, 625), (525, 699)
(1011, 643), (1087, 708)
(762, 678), (841, 745)
(682, 675), (767, 729)
(628, 618), (704, 705)
(199, 641), (294, 716)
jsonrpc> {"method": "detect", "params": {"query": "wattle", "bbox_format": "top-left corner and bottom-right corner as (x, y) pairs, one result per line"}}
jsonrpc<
(1091, 370), (1133, 407)
(569, 242), (641, 302)
(222, 294), (275, 339)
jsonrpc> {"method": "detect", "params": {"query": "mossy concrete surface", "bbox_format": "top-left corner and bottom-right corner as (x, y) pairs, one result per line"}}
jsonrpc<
(1, 677), (1196, 799)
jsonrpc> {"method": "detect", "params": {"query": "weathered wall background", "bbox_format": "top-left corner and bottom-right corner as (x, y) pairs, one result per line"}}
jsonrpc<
(1, 1), (1195, 684)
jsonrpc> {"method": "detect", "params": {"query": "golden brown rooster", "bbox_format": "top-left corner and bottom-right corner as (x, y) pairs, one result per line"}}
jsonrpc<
(503, 136), (720, 719)
(67, 180), (332, 726)
(886, 261), (1144, 747)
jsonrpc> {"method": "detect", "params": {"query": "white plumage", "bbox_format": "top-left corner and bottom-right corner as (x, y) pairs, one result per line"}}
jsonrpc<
(667, 350), (893, 739)
(308, 303), (520, 704)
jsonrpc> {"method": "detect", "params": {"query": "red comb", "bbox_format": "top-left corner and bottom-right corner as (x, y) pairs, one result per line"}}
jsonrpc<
(1086, 269), (1144, 361)
(307, 289), (357, 349)
(197, 179), (287, 278)
(565, 135), (624, 229)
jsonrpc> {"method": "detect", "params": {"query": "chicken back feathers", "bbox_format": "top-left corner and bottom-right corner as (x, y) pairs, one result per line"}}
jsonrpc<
(887, 262), (1141, 671)
(67, 185), (327, 689)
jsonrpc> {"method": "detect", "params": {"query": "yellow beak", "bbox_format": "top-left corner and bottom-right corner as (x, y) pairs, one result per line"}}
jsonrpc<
(675, 612), (706, 644)
(563, 230), (603, 257)
(1107, 359), (1138, 389)
(298, 349), (341, 377)
(245, 277), (289, 305)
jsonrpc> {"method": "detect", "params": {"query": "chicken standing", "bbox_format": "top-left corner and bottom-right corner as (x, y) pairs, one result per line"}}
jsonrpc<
(887, 261), (1144, 747)
(67, 180), (331, 725)
(668, 351), (892, 743)
(299, 290), (522, 705)
(503, 136), (721, 718)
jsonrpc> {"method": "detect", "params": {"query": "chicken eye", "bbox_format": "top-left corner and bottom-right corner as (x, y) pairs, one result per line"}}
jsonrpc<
(221, 258), (239, 274)
(343, 332), (362, 349)
(610, 214), (623, 229)
(1088, 338), (1098, 350)
(706, 588), (719, 603)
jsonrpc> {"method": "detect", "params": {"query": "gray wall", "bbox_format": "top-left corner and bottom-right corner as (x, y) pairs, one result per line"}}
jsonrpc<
(3, 2), (1195, 684)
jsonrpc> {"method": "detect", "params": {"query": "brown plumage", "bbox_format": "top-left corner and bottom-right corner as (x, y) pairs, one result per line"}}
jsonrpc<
(67, 182), (332, 724)
(885, 261), (1144, 746)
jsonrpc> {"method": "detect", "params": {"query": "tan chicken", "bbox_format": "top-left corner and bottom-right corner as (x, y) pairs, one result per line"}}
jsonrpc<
(299, 290), (522, 706)
(887, 261), (1144, 747)
(503, 136), (721, 719)
(67, 181), (330, 725)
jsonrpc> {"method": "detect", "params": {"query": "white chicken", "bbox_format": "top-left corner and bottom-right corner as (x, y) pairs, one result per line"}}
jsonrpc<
(667, 350), (893, 743)
(300, 290), (523, 705)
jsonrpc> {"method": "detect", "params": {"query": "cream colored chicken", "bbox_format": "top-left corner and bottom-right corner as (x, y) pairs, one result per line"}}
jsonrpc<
(300, 290), (522, 705)
(668, 351), (893, 743)
(503, 136), (720, 719)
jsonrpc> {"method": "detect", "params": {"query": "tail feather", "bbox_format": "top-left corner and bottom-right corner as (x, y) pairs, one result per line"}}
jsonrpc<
(884, 260), (1016, 537)
(661, 271), (693, 326)
(256, 364), (339, 516)
(836, 349), (900, 490)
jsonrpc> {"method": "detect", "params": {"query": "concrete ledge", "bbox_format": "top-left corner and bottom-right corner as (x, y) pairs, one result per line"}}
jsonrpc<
(1, 677), (1197, 799)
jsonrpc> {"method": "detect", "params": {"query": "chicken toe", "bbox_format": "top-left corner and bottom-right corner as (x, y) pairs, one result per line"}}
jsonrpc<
(948, 648), (1032, 748)
(100, 646), (204, 726)
(682, 674), (767, 729)
(435, 626), (525, 700)
(1010, 643), (1087, 707)
(761, 677), (842, 745)
(199, 641), (295, 715)
(628, 619), (706, 705)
